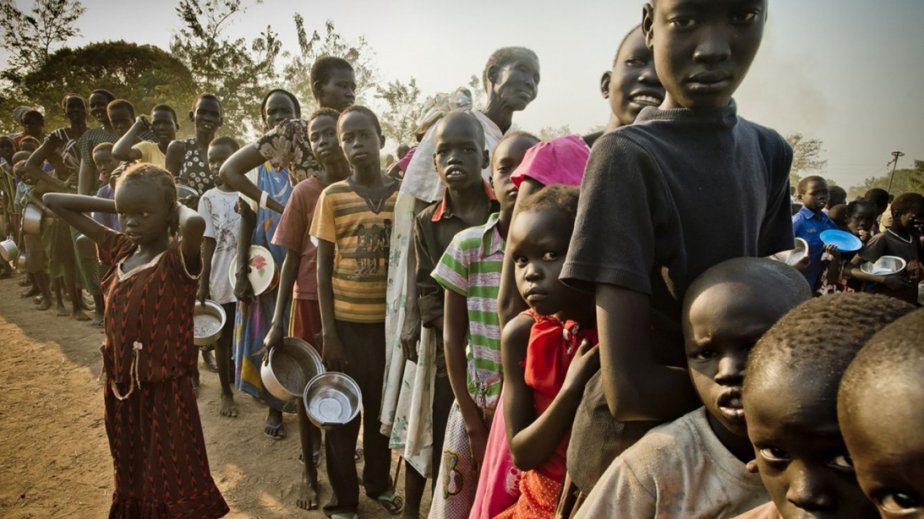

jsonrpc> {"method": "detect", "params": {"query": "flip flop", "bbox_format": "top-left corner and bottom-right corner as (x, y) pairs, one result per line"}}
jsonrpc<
(264, 421), (286, 440)
(372, 490), (404, 516)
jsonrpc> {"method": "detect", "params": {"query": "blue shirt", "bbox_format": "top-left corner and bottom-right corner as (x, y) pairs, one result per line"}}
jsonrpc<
(792, 205), (837, 289)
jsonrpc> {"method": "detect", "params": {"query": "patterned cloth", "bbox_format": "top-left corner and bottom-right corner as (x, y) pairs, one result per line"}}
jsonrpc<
(176, 138), (214, 194)
(198, 188), (240, 305)
(468, 393), (521, 519)
(96, 229), (228, 518)
(255, 119), (323, 185)
(494, 470), (563, 519)
(309, 178), (399, 323)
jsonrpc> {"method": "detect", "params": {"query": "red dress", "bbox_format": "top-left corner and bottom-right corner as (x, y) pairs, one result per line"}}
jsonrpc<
(98, 230), (228, 518)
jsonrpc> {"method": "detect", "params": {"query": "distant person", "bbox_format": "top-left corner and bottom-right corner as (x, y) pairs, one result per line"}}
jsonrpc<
(166, 94), (224, 195)
(792, 176), (839, 290)
(111, 104), (179, 169)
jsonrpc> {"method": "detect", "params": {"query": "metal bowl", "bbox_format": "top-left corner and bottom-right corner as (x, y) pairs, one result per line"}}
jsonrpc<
(261, 337), (325, 402)
(16, 252), (27, 270)
(860, 255), (907, 276)
(303, 372), (362, 429)
(193, 300), (226, 347)
(22, 204), (43, 235)
(0, 238), (18, 262)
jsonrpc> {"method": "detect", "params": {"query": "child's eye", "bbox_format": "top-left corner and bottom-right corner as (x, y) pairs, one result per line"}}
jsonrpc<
(758, 447), (790, 463)
(669, 16), (696, 30)
(880, 492), (921, 514)
(693, 349), (717, 361)
(827, 453), (855, 472)
(542, 251), (559, 261)
(731, 10), (759, 25)
(513, 256), (528, 267)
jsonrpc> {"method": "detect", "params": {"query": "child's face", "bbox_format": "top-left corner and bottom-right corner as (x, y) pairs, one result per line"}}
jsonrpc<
(317, 68), (357, 112)
(491, 136), (536, 213)
(433, 116), (487, 192)
(800, 180), (829, 213)
(643, 0), (766, 110)
(745, 366), (877, 518)
(509, 209), (575, 317)
(897, 207), (924, 236)
(192, 98), (222, 135)
(21, 115), (43, 137)
(684, 284), (781, 437)
(115, 180), (172, 245)
(848, 206), (876, 237)
(603, 27), (664, 126)
(263, 92), (297, 131)
(308, 115), (342, 164)
(89, 93), (110, 124)
(108, 107), (134, 137)
(0, 139), (14, 162)
(207, 144), (234, 184)
(150, 109), (177, 146)
(93, 150), (117, 181)
(64, 97), (86, 125)
(840, 376), (924, 519)
(337, 111), (382, 168)
(491, 53), (541, 112)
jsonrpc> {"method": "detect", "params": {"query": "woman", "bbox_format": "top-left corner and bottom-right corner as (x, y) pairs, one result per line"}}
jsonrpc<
(166, 94), (223, 195)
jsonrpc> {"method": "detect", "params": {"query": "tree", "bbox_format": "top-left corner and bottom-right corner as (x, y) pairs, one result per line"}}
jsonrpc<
(538, 125), (572, 141)
(171, 0), (281, 137)
(282, 16), (378, 112)
(786, 133), (827, 186)
(11, 41), (197, 135)
(848, 159), (924, 200)
(0, 0), (85, 84)
(374, 77), (425, 146)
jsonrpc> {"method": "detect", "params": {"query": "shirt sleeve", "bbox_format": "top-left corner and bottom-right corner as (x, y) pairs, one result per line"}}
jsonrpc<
(309, 189), (336, 244)
(574, 455), (657, 519)
(197, 194), (216, 239)
(758, 134), (796, 256)
(272, 181), (308, 252)
(432, 232), (471, 296)
(96, 227), (133, 267)
(414, 214), (444, 328)
(132, 141), (152, 163)
(859, 233), (887, 263)
(254, 119), (315, 179)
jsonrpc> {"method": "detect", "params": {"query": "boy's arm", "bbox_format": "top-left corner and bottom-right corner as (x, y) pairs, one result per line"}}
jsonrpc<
(24, 136), (70, 193)
(78, 154), (97, 196)
(198, 237), (216, 303)
(596, 284), (699, 421)
(111, 119), (146, 162)
(220, 145), (285, 214)
(316, 238), (346, 371)
(164, 140), (185, 177)
(264, 249), (301, 352)
(178, 203), (204, 274)
(42, 193), (113, 243)
(234, 202), (256, 302)
(414, 217), (443, 330)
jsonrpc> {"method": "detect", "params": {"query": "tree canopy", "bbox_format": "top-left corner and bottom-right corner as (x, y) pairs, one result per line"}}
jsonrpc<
(848, 159), (924, 200)
(0, 0), (85, 84)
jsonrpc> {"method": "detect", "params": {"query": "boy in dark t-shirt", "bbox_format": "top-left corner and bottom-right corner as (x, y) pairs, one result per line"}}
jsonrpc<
(559, 0), (794, 501)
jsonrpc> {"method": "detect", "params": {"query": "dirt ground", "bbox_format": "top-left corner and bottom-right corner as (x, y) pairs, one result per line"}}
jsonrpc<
(0, 275), (426, 519)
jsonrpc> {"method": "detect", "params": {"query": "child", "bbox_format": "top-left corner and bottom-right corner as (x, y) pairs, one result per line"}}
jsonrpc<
(196, 136), (242, 419)
(429, 130), (539, 519)
(838, 308), (924, 518)
(792, 176), (839, 290)
(43, 163), (228, 518)
(112, 104), (179, 169)
(734, 293), (914, 518)
(262, 107), (352, 511)
(561, 0), (793, 458)
(577, 258), (811, 518)
(166, 94), (223, 195)
(849, 192), (924, 305)
(310, 56), (357, 112)
(817, 200), (877, 295)
(497, 185), (599, 518)
(826, 185), (847, 212)
(76, 89), (116, 196)
(92, 143), (121, 231)
(310, 105), (402, 518)
(864, 188), (891, 234)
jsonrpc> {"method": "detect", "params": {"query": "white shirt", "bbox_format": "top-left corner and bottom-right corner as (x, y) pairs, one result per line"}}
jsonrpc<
(198, 188), (241, 304)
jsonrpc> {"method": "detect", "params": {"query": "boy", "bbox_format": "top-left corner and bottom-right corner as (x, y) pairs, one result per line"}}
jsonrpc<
(792, 175), (838, 289)
(577, 258), (810, 518)
(310, 105), (403, 517)
(838, 308), (924, 519)
(560, 0), (794, 500)
(736, 294), (914, 518)
(196, 136), (241, 419)
(311, 56), (357, 112)
(111, 104), (179, 169)
(91, 143), (121, 231)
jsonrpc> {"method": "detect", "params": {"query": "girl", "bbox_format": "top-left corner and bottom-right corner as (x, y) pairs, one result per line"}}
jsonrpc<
(43, 163), (228, 518)
(166, 94), (224, 195)
(497, 185), (600, 518)
(818, 199), (876, 295)
(850, 192), (924, 305)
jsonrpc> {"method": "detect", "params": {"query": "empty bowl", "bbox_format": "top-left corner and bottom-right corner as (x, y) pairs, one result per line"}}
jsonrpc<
(859, 255), (907, 276)
(0, 238), (18, 262)
(193, 300), (226, 347)
(261, 337), (325, 402)
(303, 372), (362, 429)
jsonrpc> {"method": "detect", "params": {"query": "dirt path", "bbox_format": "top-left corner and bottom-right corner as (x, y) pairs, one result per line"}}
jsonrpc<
(0, 276), (423, 518)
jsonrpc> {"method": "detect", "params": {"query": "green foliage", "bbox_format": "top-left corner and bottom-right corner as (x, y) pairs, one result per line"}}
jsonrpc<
(4, 40), (196, 135)
(848, 160), (924, 200)
(786, 133), (827, 186)
(282, 16), (378, 112)
(374, 77), (424, 146)
(170, 0), (281, 138)
(0, 0), (85, 84)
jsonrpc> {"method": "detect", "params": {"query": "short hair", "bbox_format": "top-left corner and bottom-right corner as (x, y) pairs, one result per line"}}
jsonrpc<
(863, 188), (890, 211)
(107, 99), (135, 118)
(310, 56), (354, 99)
(208, 136), (240, 152)
(151, 103), (178, 124)
(116, 163), (177, 212)
(92, 142), (113, 155)
(839, 308), (924, 410)
(192, 93), (222, 113)
(828, 185), (847, 205)
(496, 130), (540, 148)
(307, 107), (341, 126)
(259, 88), (301, 123)
(60, 94), (86, 110)
(11, 150), (31, 165)
(613, 24), (643, 66)
(516, 184), (580, 222)
(683, 257), (812, 320)
(845, 199), (875, 219)
(90, 89), (116, 103)
(796, 175), (826, 195)
(483, 47), (539, 91)
(0, 136), (13, 147)
(18, 135), (40, 147)
(436, 109), (485, 147)
(20, 109), (43, 124)
(744, 294), (915, 398)
(338, 105), (382, 138)
(890, 192), (924, 219)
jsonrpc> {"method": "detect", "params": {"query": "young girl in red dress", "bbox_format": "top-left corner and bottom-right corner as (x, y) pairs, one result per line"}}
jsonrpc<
(496, 185), (599, 518)
(44, 163), (228, 518)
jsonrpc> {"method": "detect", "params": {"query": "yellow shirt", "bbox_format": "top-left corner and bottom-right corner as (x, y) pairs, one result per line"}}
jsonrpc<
(132, 141), (166, 169)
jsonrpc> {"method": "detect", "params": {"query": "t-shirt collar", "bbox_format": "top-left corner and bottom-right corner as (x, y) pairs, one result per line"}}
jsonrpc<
(636, 99), (738, 129)
(480, 212), (504, 257)
(431, 180), (497, 222)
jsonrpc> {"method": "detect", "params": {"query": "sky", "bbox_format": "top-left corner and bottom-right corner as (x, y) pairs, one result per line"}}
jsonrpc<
(5, 0), (924, 188)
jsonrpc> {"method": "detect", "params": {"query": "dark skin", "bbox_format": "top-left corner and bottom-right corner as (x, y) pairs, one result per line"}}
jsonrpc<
(799, 180), (842, 279)
(848, 205), (924, 291)
(166, 97), (223, 179)
(745, 364), (877, 519)
(839, 367), (924, 519)
(602, 27), (665, 132)
(112, 109), (178, 161)
(79, 106), (133, 196)
(20, 114), (44, 141)
(76, 92), (113, 196)
(314, 68), (357, 112)
(483, 52), (540, 134)
(502, 209), (599, 471)
(847, 203), (876, 244)
(219, 91), (297, 438)
(196, 142), (239, 418)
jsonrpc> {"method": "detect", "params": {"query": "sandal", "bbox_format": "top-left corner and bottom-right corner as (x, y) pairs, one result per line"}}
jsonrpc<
(329, 514), (358, 519)
(373, 490), (404, 516)
(264, 421), (286, 440)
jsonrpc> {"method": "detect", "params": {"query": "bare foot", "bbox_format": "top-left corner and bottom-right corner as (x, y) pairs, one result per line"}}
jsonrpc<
(72, 309), (91, 322)
(264, 409), (286, 439)
(91, 311), (104, 327)
(296, 475), (320, 511)
(220, 393), (238, 418)
(56, 305), (69, 316)
(37, 298), (52, 311)
(21, 286), (39, 298)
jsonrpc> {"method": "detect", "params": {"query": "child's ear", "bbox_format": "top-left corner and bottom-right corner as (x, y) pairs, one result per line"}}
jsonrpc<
(745, 459), (760, 474)
(642, 4), (655, 49)
(481, 149), (489, 170)
(188, 111), (195, 123)
(600, 71), (612, 99)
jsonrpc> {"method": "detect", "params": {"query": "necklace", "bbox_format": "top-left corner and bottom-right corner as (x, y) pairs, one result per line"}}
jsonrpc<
(887, 229), (913, 244)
